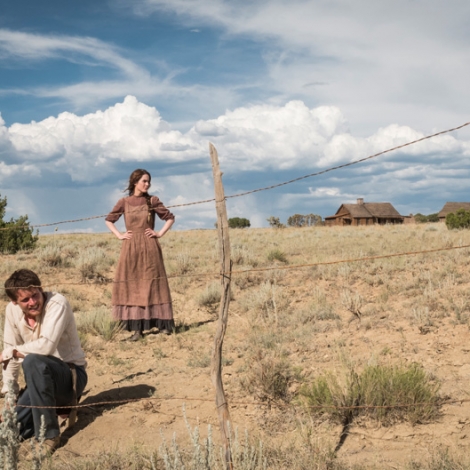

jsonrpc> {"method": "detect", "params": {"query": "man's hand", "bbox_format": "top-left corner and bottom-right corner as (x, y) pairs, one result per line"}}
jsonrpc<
(0, 353), (10, 370)
(0, 350), (24, 370)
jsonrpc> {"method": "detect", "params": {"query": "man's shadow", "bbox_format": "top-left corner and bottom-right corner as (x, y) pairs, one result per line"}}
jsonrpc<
(60, 383), (156, 444)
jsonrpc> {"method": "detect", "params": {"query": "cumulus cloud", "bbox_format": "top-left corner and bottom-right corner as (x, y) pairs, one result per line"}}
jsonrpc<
(2, 96), (469, 188)
(1, 96), (470, 230)
(5, 96), (204, 182)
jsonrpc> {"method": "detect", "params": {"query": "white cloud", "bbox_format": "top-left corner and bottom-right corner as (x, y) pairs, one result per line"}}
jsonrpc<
(132, 0), (470, 134)
(6, 96), (204, 182)
(2, 96), (469, 189)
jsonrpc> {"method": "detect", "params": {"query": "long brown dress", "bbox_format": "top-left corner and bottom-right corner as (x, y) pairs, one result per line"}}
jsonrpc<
(105, 195), (175, 332)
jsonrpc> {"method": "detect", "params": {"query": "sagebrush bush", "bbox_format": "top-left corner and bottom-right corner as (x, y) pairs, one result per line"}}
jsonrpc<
(197, 282), (222, 307)
(300, 363), (441, 425)
(169, 252), (193, 275)
(241, 350), (295, 403)
(240, 281), (289, 323)
(0, 382), (20, 469)
(38, 243), (68, 267)
(407, 447), (470, 470)
(267, 249), (288, 264)
(74, 247), (113, 282)
(76, 307), (122, 341)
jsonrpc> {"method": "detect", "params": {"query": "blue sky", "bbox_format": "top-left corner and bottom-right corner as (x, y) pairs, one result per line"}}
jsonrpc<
(1, 0), (469, 233)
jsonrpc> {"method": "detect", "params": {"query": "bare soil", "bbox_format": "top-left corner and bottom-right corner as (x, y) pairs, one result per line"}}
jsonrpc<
(2, 223), (470, 468)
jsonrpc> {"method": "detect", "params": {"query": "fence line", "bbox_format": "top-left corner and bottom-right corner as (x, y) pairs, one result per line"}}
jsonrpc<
(1, 119), (469, 232)
(13, 393), (458, 411)
(1, 242), (469, 291)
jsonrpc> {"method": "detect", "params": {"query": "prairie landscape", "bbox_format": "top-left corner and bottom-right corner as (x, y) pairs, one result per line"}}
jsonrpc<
(2, 222), (470, 469)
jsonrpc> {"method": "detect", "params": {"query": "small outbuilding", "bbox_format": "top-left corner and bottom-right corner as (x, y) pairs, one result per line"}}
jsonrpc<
(438, 202), (470, 222)
(325, 198), (404, 227)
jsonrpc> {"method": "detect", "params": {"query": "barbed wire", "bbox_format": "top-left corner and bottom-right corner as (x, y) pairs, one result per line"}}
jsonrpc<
(1, 242), (469, 291)
(11, 393), (459, 411)
(1, 119), (468, 232)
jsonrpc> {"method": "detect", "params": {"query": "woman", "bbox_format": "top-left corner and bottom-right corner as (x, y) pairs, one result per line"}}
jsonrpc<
(105, 169), (175, 341)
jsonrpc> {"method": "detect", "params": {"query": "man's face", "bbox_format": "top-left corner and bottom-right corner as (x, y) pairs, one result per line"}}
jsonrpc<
(13, 288), (44, 318)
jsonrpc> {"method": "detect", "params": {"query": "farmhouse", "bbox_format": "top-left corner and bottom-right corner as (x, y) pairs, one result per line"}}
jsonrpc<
(325, 198), (404, 227)
(438, 202), (470, 222)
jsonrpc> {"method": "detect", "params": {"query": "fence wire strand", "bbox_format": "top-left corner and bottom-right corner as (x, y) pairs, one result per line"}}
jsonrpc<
(1, 242), (469, 291)
(10, 393), (459, 411)
(1, 120), (470, 429)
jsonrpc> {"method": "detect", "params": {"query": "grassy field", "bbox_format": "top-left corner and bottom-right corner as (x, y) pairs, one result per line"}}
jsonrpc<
(2, 222), (470, 469)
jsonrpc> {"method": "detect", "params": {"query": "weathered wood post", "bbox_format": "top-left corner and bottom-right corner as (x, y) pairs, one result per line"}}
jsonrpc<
(209, 143), (233, 470)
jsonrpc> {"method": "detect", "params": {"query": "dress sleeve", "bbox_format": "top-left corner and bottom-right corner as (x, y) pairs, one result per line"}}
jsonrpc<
(151, 196), (175, 221)
(105, 198), (125, 223)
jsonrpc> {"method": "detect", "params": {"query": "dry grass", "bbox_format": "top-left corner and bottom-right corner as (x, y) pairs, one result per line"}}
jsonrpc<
(1, 222), (470, 469)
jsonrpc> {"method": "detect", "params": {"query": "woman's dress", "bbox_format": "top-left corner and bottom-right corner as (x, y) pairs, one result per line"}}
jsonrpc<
(105, 195), (175, 332)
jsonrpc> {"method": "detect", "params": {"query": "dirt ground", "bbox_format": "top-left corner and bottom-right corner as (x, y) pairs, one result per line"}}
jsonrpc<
(2, 224), (470, 468)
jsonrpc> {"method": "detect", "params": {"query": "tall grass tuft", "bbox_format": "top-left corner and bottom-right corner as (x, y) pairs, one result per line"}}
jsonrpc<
(267, 249), (288, 264)
(300, 362), (441, 425)
(76, 307), (123, 341)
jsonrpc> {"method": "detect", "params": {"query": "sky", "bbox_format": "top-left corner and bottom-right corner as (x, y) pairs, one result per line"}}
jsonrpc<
(0, 0), (470, 233)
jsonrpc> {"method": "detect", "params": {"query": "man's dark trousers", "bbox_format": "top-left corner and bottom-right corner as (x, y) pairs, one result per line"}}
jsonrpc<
(15, 354), (87, 440)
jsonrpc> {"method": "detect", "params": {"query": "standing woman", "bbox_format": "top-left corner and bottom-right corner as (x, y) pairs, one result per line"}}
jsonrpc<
(105, 169), (175, 341)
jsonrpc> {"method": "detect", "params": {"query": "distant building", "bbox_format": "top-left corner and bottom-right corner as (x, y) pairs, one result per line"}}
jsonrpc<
(324, 198), (404, 227)
(403, 214), (416, 225)
(438, 202), (470, 222)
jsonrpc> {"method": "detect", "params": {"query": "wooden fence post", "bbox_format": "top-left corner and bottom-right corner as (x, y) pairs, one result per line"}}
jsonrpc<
(209, 143), (233, 470)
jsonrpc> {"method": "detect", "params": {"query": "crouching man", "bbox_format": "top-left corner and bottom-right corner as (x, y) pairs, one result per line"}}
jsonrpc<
(0, 269), (87, 453)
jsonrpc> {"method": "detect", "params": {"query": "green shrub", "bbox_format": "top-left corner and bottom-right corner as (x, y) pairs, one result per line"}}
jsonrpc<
(0, 194), (38, 254)
(228, 217), (251, 229)
(446, 209), (470, 230)
(267, 249), (288, 263)
(415, 213), (439, 224)
(300, 363), (441, 425)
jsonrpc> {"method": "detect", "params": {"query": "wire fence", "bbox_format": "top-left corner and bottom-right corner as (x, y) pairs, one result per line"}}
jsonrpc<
(11, 392), (458, 411)
(1, 242), (469, 291)
(1, 121), (470, 426)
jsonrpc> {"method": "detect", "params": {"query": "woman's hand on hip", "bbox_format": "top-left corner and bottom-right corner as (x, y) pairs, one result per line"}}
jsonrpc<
(118, 231), (133, 240)
(145, 228), (159, 238)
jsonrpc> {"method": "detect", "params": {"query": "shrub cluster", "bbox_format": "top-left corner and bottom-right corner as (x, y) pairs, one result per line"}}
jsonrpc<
(414, 212), (439, 223)
(446, 208), (470, 230)
(0, 194), (38, 254)
(228, 217), (251, 229)
(300, 363), (441, 425)
(287, 213), (323, 227)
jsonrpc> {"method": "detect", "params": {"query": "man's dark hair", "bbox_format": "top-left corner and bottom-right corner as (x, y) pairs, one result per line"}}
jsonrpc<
(4, 269), (42, 301)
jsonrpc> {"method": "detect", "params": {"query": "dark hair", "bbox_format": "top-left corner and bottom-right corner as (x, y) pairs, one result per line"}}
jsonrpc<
(4, 269), (42, 301)
(125, 169), (151, 196)
(125, 169), (154, 224)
